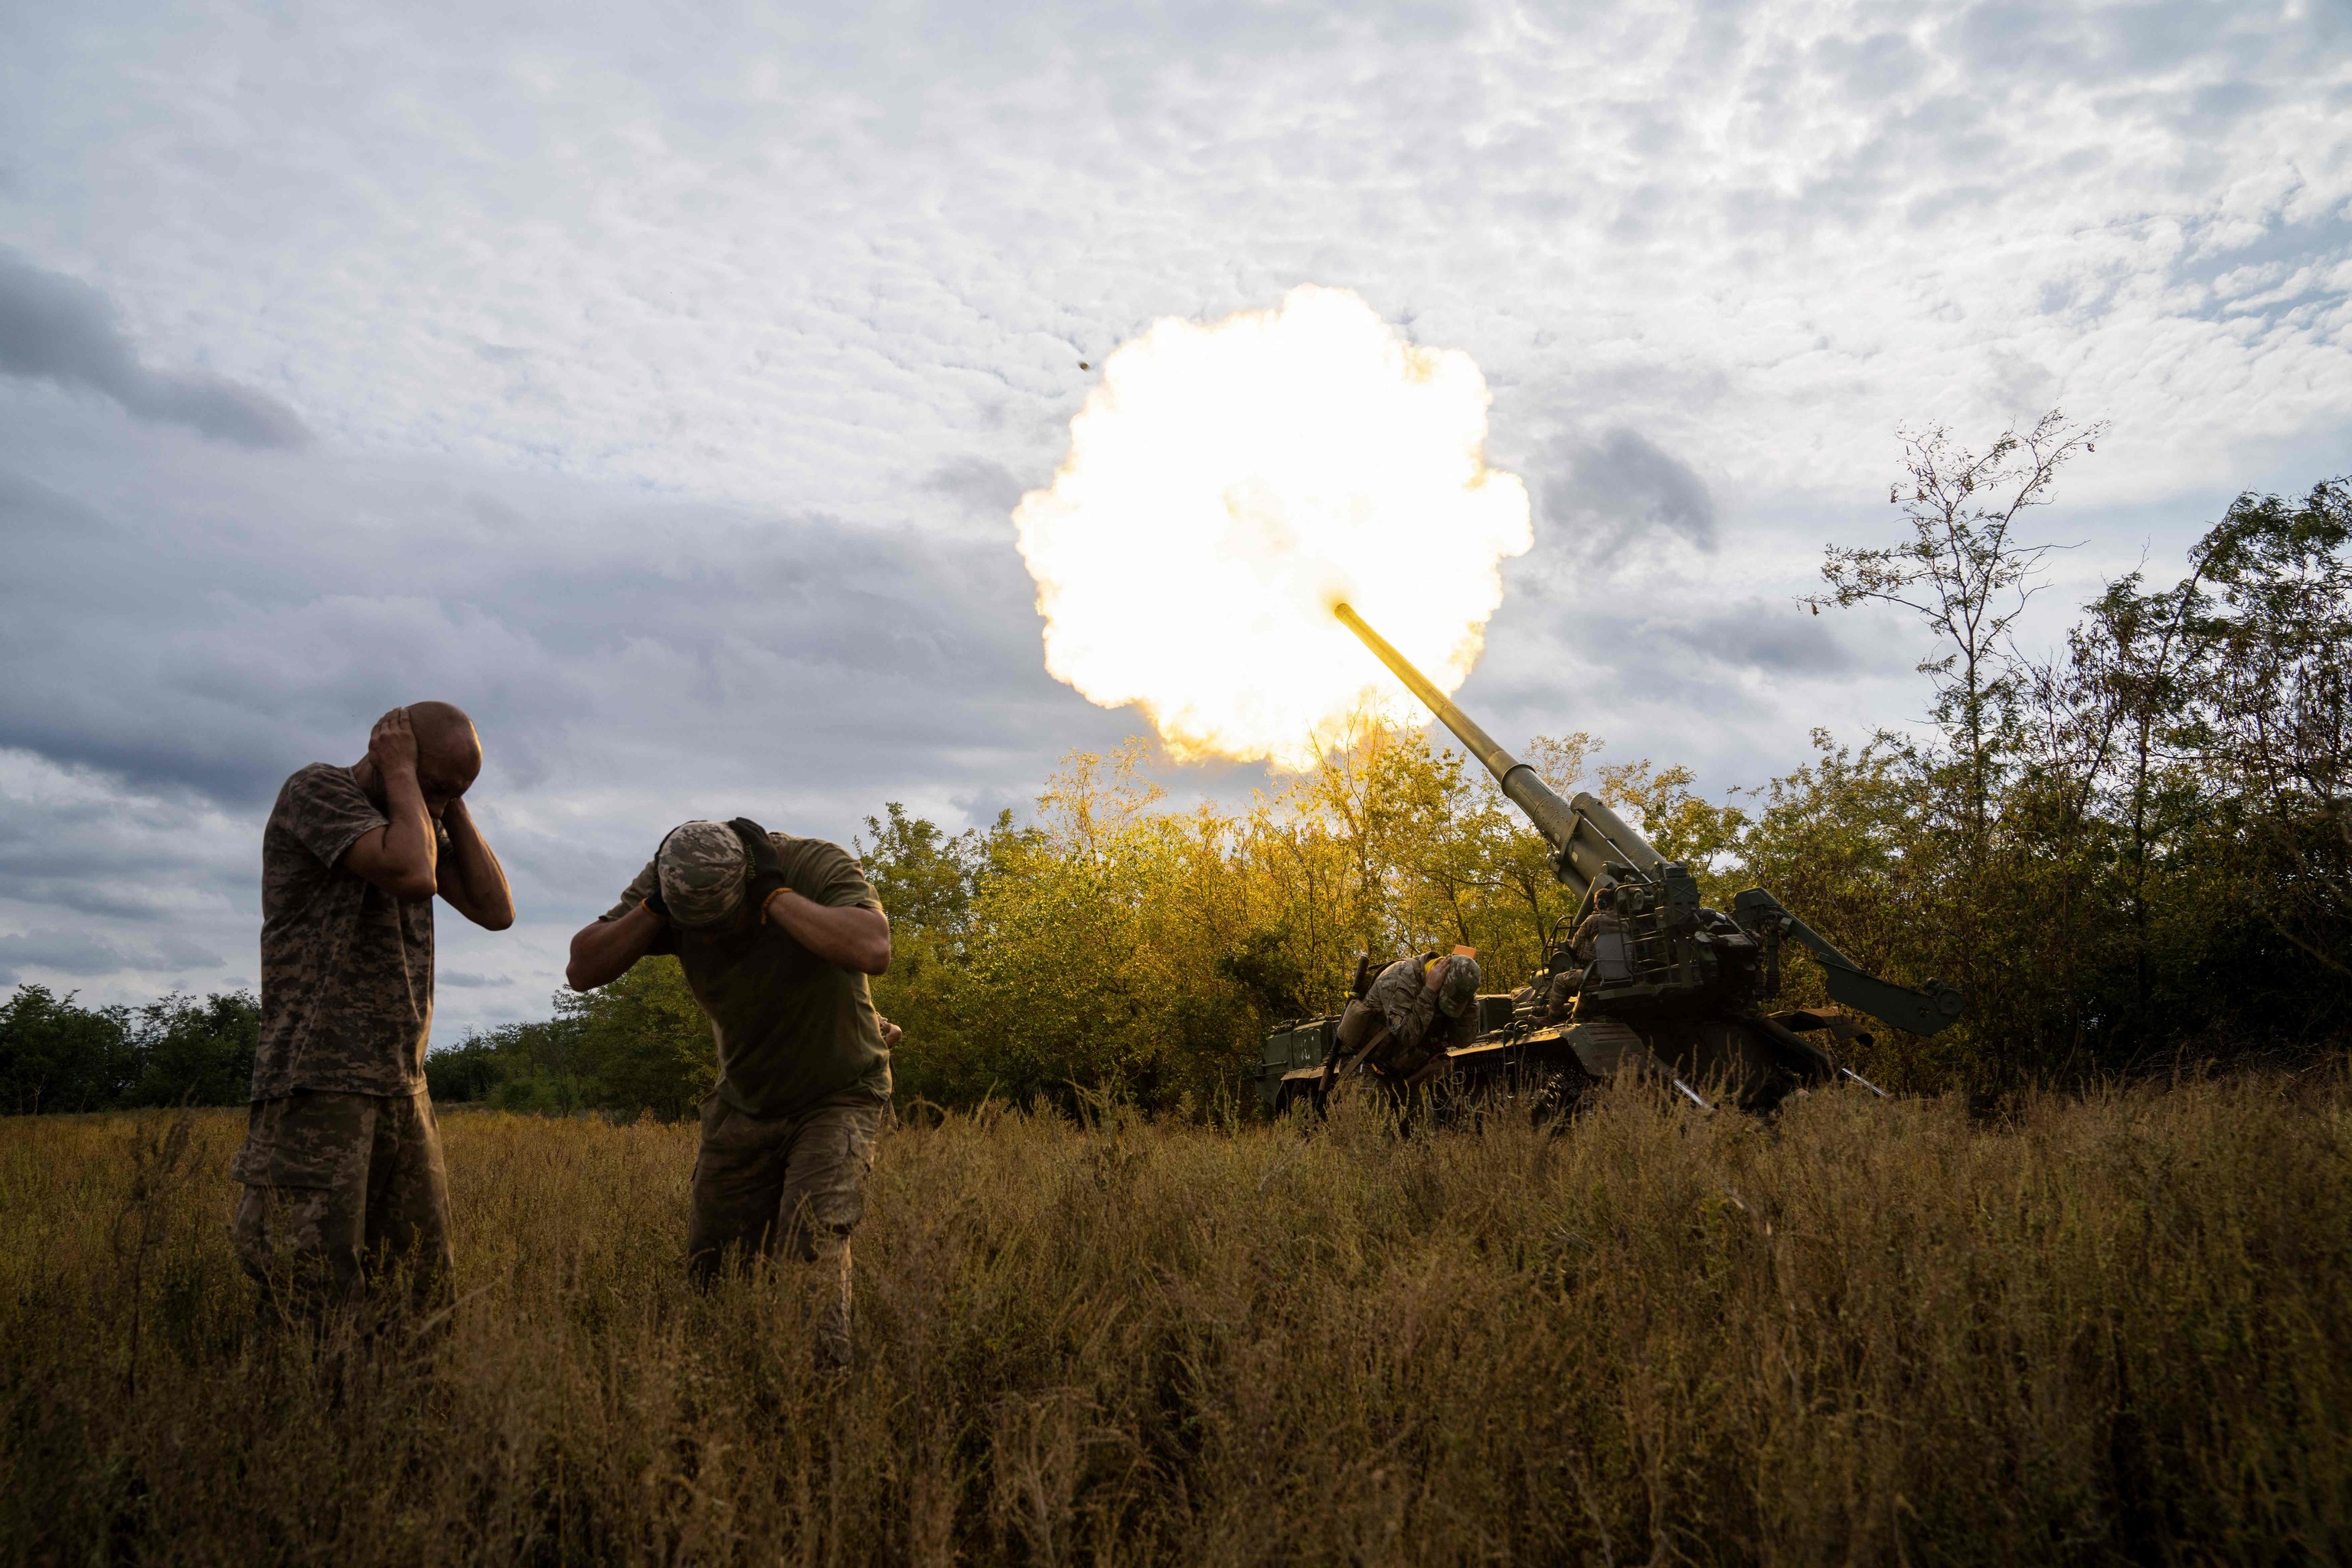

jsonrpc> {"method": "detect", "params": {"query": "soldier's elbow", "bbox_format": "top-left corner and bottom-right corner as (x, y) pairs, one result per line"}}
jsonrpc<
(564, 940), (609, 992)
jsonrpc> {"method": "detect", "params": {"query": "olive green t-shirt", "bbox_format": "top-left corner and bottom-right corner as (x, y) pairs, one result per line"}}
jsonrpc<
(603, 833), (890, 1119)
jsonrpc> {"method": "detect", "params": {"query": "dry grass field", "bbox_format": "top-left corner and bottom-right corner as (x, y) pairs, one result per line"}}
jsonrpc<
(3, 1073), (2348, 1566)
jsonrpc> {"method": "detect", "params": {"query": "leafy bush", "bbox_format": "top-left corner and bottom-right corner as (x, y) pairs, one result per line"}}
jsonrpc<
(0, 985), (256, 1115)
(558, 956), (715, 1120)
(429, 963), (714, 1122)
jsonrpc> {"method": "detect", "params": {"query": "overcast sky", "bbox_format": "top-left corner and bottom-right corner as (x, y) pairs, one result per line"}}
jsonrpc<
(3, 0), (2347, 1038)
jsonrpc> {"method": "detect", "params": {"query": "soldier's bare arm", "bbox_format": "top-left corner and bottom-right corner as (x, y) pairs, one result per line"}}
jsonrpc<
(343, 710), (440, 900)
(433, 797), (515, 930)
(761, 889), (891, 975)
(566, 903), (664, 991)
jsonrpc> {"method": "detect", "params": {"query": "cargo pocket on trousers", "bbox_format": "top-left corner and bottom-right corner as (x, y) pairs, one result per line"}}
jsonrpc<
(228, 1092), (361, 1188)
(814, 1117), (878, 1233)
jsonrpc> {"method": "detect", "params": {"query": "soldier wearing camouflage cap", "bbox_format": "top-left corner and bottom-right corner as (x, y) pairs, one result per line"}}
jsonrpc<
(230, 703), (516, 1324)
(1320, 949), (1482, 1097)
(566, 815), (899, 1370)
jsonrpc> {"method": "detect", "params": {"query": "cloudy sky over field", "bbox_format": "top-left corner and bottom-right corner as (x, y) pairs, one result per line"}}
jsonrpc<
(2, 0), (2348, 1036)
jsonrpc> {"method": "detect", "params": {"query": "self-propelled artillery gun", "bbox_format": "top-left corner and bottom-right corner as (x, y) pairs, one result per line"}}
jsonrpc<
(1253, 604), (1965, 1116)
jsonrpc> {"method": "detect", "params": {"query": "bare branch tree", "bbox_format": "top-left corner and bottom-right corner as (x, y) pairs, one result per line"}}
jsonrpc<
(1807, 409), (2107, 855)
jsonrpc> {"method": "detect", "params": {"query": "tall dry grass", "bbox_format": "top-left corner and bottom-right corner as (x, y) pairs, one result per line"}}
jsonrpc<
(3, 1070), (2347, 1565)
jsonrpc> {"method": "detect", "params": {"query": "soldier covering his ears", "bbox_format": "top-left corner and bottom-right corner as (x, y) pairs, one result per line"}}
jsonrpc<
(566, 817), (900, 1370)
(230, 703), (515, 1322)
(1320, 949), (1482, 1097)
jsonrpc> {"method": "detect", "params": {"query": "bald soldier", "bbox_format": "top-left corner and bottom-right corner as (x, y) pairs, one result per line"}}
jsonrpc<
(230, 703), (514, 1320)
(566, 818), (897, 1370)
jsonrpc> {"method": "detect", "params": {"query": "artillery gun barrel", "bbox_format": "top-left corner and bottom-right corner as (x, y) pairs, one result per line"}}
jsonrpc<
(1335, 603), (1968, 1041)
(1333, 603), (1584, 854)
(1335, 603), (1671, 898)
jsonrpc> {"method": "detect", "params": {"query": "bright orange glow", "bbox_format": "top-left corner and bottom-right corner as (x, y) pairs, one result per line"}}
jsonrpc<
(1013, 286), (1532, 769)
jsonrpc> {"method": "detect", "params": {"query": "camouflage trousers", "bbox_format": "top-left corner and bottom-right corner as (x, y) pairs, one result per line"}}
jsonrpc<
(230, 1087), (453, 1321)
(1332, 998), (1442, 1081)
(688, 1088), (886, 1368)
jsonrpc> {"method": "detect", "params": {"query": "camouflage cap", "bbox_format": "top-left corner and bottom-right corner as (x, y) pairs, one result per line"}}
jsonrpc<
(657, 821), (750, 929)
(1432, 954), (1481, 1018)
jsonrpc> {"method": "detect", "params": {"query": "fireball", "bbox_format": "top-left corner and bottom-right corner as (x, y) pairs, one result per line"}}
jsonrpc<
(1013, 286), (1531, 769)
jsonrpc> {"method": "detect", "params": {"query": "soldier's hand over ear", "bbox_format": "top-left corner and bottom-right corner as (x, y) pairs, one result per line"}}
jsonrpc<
(368, 707), (420, 778)
(735, 821), (786, 880)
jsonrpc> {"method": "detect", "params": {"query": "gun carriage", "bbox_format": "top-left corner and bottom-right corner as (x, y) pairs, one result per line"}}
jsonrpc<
(1253, 605), (1965, 1116)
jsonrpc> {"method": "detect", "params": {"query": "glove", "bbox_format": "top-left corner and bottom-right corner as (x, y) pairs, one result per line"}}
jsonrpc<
(729, 817), (788, 917)
(731, 817), (785, 878)
(641, 887), (668, 922)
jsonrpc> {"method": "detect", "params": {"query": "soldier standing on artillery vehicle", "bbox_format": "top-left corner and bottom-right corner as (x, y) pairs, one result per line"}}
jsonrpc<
(565, 818), (901, 1370)
(1319, 950), (1484, 1099)
(230, 704), (516, 1323)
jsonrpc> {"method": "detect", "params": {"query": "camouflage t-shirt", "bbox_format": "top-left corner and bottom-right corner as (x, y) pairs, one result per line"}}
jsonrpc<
(603, 833), (890, 1120)
(251, 763), (446, 1101)
(1364, 958), (1476, 1054)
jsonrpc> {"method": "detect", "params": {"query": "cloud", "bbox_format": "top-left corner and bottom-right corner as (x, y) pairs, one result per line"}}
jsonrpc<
(0, 929), (225, 986)
(0, 743), (254, 989)
(925, 456), (1027, 521)
(1529, 427), (1718, 567)
(1655, 599), (1859, 681)
(1482, 590), (1862, 714)
(0, 249), (309, 449)
(0, 405), (1096, 812)
(0, 929), (137, 982)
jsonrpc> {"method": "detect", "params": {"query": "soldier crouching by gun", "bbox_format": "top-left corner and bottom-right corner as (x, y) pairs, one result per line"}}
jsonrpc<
(565, 818), (901, 1371)
(1318, 949), (1483, 1102)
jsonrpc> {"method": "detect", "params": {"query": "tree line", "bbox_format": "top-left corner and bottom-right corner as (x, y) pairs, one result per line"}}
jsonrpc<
(0, 987), (259, 1115)
(7, 416), (2345, 1119)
